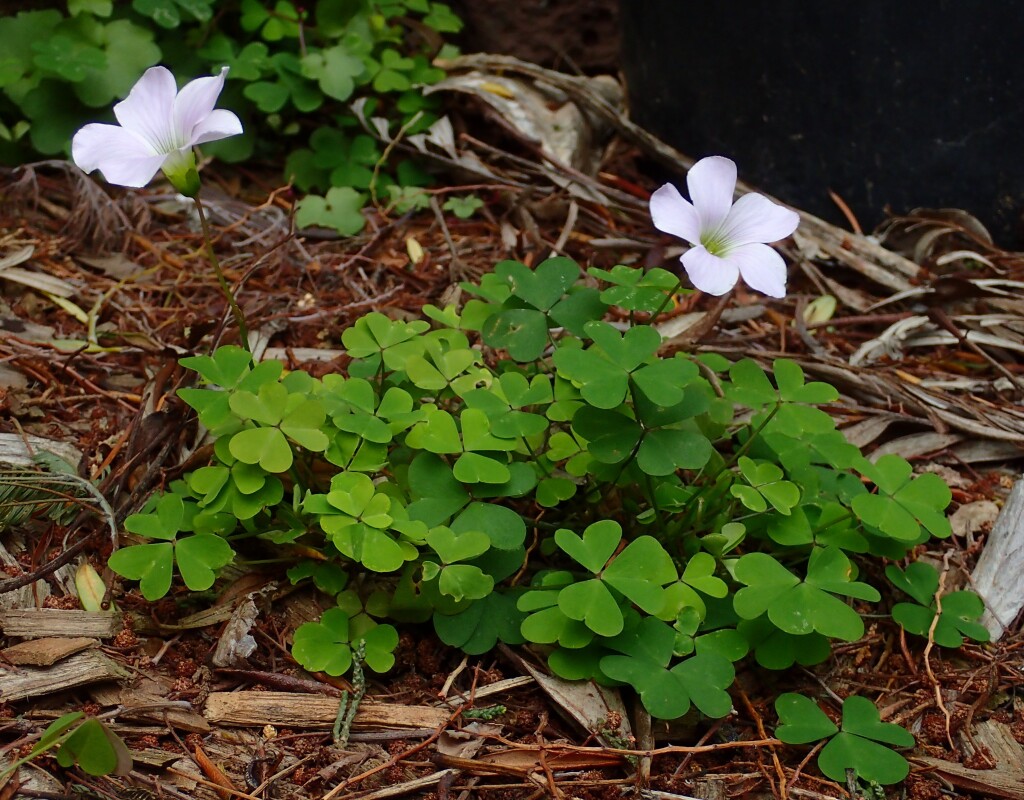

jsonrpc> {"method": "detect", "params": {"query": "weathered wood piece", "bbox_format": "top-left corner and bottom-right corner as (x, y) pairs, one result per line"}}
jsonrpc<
(0, 649), (126, 702)
(91, 681), (211, 733)
(0, 608), (119, 639)
(914, 755), (1024, 800)
(0, 432), (83, 468)
(971, 478), (1024, 640)
(203, 691), (448, 730)
(1, 636), (96, 666)
(959, 719), (1024, 770)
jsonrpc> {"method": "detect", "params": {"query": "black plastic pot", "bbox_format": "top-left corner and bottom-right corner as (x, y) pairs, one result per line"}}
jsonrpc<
(622, 3), (1024, 245)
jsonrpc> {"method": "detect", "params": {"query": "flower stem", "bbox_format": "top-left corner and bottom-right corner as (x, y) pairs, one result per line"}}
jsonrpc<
(192, 195), (250, 352)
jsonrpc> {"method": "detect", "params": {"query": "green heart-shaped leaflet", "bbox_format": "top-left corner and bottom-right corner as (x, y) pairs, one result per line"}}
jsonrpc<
(451, 502), (525, 550)
(887, 563), (990, 646)
(601, 616), (736, 720)
(555, 520), (620, 573)
(124, 493), (184, 541)
(733, 548), (877, 641)
(57, 719), (131, 777)
(426, 527), (490, 564)
(726, 359), (778, 407)
(175, 534), (234, 592)
(774, 693), (838, 744)
(557, 579), (625, 637)
(108, 543), (173, 601)
(229, 426), (293, 473)
(589, 264), (679, 314)
(437, 564), (494, 602)
(229, 382), (287, 425)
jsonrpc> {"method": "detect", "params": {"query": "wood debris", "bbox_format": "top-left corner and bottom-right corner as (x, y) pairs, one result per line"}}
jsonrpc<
(972, 478), (1024, 639)
(0, 635), (96, 666)
(0, 649), (126, 702)
(203, 691), (449, 730)
(0, 608), (119, 639)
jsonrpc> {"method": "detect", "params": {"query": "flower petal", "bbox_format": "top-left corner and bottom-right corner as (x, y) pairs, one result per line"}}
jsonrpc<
(190, 108), (243, 146)
(113, 66), (178, 153)
(686, 156), (737, 232)
(720, 192), (800, 247)
(72, 123), (166, 188)
(726, 242), (789, 298)
(174, 67), (231, 145)
(681, 245), (740, 296)
(650, 183), (701, 244)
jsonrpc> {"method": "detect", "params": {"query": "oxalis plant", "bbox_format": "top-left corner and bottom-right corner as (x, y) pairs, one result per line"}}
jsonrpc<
(106, 157), (990, 789)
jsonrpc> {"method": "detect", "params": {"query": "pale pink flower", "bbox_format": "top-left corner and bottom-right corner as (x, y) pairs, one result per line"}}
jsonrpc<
(72, 66), (242, 192)
(650, 156), (799, 298)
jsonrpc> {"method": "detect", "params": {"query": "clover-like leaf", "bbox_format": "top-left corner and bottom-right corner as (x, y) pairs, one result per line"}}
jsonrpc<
(434, 591), (526, 654)
(734, 548), (879, 641)
(777, 693), (913, 784)
(554, 322), (683, 409)
(821, 697), (915, 784)
(731, 456), (800, 514)
(292, 607), (398, 675)
(589, 264), (680, 314)
(295, 187), (366, 236)
(600, 618), (734, 720)
(737, 617), (832, 669)
(853, 455), (952, 541)
(887, 562), (990, 647)
(505, 257), (580, 311)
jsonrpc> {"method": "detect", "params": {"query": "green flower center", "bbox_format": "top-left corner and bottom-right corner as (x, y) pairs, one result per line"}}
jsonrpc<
(700, 230), (731, 257)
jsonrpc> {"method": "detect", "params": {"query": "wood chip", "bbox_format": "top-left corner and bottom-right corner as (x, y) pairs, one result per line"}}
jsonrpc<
(91, 679), (211, 733)
(0, 649), (126, 702)
(0, 608), (119, 639)
(972, 478), (1024, 640)
(914, 755), (1024, 800)
(0, 432), (83, 469)
(203, 692), (449, 730)
(0, 636), (96, 666)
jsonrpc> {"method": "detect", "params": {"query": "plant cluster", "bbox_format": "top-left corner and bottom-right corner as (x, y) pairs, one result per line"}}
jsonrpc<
(109, 256), (990, 784)
(0, 0), (462, 230)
